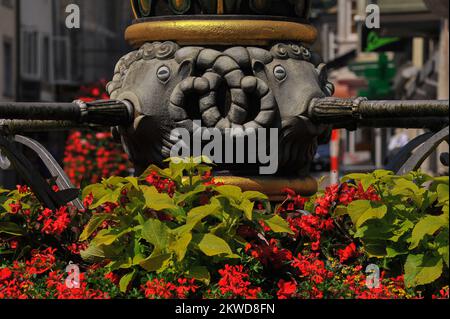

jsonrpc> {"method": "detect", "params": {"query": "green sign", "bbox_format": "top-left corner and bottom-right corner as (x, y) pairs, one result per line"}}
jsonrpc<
(365, 31), (400, 53)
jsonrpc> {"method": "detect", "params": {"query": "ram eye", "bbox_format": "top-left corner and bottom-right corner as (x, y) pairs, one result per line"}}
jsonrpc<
(157, 66), (171, 83)
(274, 65), (287, 81)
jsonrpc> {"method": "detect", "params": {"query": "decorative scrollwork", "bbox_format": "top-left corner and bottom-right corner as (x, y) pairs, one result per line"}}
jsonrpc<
(396, 126), (449, 175)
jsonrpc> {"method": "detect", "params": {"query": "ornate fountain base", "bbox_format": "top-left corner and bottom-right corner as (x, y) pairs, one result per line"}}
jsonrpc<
(213, 175), (318, 201)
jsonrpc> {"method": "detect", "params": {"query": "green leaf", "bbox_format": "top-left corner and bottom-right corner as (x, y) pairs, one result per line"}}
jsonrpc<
(126, 177), (140, 190)
(92, 189), (122, 209)
(141, 219), (171, 250)
(141, 185), (177, 211)
(355, 204), (387, 228)
(386, 242), (409, 258)
(347, 200), (372, 225)
(389, 219), (414, 242)
(360, 176), (376, 192)
(104, 176), (129, 186)
(433, 176), (449, 186)
(242, 191), (268, 201)
(119, 270), (136, 293)
(363, 242), (387, 258)
(392, 179), (420, 196)
(186, 203), (220, 226)
(354, 221), (393, 240)
(347, 200), (387, 229)
(264, 215), (294, 234)
(333, 205), (348, 217)
(79, 214), (110, 242)
(438, 245), (449, 268)
(91, 228), (132, 247)
(409, 215), (447, 249)
(169, 232), (192, 261)
(437, 184), (449, 203)
(341, 173), (368, 183)
(82, 183), (106, 202)
(240, 199), (254, 220)
(373, 170), (394, 179)
(82, 184), (121, 209)
(0, 222), (25, 236)
(139, 252), (172, 272)
(175, 185), (207, 205)
(108, 258), (133, 271)
(80, 244), (106, 263)
(215, 185), (243, 202)
(404, 253), (444, 287)
(436, 230), (449, 267)
(196, 233), (233, 256)
(187, 266), (210, 285)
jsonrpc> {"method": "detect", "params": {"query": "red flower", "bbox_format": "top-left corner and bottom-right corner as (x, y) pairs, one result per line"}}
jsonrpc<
(141, 277), (198, 299)
(104, 272), (120, 285)
(37, 207), (71, 236)
(277, 279), (297, 299)
(26, 248), (57, 275)
(217, 265), (261, 299)
(142, 278), (175, 299)
(282, 187), (296, 198)
(16, 185), (30, 194)
(337, 243), (358, 264)
(9, 202), (22, 214)
(245, 239), (293, 270)
(0, 268), (12, 282)
(9, 241), (18, 250)
(311, 240), (320, 251)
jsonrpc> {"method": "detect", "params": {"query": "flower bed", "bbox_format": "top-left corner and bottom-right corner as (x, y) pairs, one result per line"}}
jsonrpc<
(63, 81), (131, 187)
(0, 159), (448, 299)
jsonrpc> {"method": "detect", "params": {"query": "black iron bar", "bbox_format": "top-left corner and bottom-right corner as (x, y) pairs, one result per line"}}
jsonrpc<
(309, 97), (449, 129)
(0, 120), (99, 133)
(0, 99), (134, 127)
(0, 102), (79, 121)
(359, 100), (449, 119)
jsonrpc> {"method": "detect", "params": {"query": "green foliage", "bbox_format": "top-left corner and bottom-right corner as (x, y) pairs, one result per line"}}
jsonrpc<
(80, 158), (289, 292)
(338, 170), (449, 288)
(0, 186), (85, 260)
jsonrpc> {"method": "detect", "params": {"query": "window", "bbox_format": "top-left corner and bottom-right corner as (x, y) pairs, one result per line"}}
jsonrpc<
(21, 29), (40, 80)
(53, 36), (71, 83)
(1, 0), (13, 9)
(3, 39), (13, 97)
(41, 36), (50, 83)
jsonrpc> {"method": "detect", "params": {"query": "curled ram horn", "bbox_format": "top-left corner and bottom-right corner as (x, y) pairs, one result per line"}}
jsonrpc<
(155, 41), (180, 60)
(300, 46), (311, 60)
(271, 43), (290, 59)
(289, 44), (303, 59)
(141, 42), (156, 60)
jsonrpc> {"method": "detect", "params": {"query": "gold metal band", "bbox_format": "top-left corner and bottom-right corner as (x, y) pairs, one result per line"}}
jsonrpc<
(213, 176), (318, 201)
(125, 19), (318, 47)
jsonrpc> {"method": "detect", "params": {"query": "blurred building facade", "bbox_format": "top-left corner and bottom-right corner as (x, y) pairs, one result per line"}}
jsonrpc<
(0, 0), (16, 103)
(0, 0), (133, 188)
(311, 0), (448, 176)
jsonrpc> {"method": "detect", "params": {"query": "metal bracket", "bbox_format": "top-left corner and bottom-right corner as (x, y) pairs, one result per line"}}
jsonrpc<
(397, 126), (450, 175)
(0, 133), (84, 210)
(386, 131), (435, 173)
